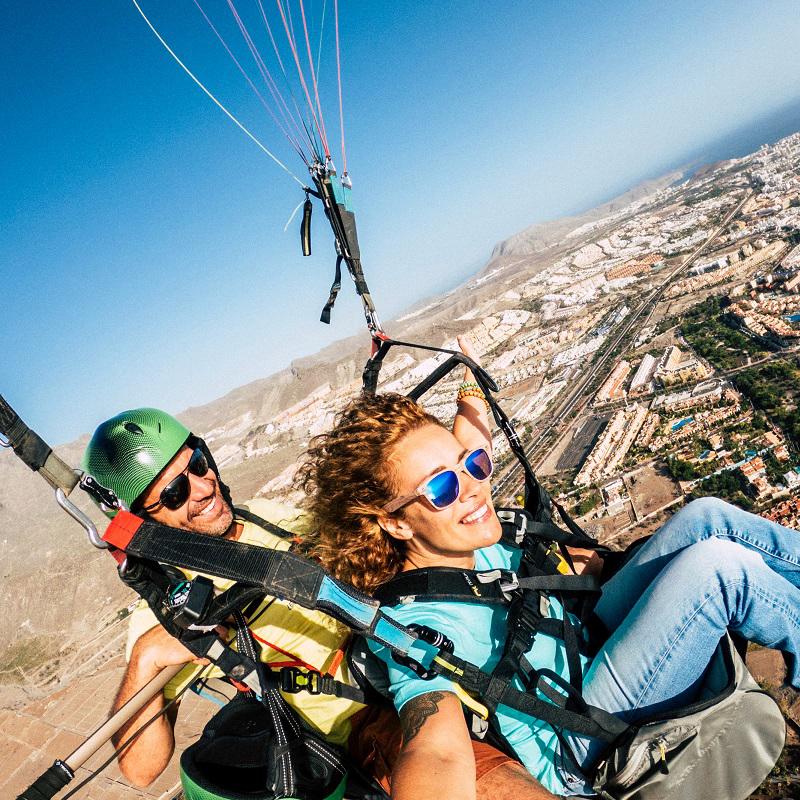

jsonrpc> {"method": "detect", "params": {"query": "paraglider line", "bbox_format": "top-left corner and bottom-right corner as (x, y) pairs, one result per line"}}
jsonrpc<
(275, 0), (330, 159)
(283, 196), (306, 230)
(298, 0), (331, 159)
(131, 0), (305, 186)
(193, 0), (309, 163)
(315, 0), (328, 82)
(222, 0), (310, 160)
(256, 0), (310, 141)
(334, 0), (347, 175)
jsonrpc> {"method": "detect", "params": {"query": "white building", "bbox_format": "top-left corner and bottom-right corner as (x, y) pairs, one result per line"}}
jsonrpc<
(629, 353), (658, 394)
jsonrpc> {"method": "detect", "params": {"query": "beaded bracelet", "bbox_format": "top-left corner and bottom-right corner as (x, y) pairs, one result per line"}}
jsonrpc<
(457, 381), (490, 411)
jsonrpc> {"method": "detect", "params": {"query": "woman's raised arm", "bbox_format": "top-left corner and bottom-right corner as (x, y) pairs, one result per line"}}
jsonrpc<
(452, 335), (493, 454)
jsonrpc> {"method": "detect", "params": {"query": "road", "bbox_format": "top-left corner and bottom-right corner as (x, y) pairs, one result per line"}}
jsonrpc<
(493, 190), (752, 499)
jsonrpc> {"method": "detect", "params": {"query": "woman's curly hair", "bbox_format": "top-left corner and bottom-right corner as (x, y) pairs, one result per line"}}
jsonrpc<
(296, 392), (443, 594)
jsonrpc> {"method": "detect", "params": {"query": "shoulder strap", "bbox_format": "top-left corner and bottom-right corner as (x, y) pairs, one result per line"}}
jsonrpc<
(103, 511), (434, 663)
(234, 504), (296, 540)
(374, 567), (513, 606)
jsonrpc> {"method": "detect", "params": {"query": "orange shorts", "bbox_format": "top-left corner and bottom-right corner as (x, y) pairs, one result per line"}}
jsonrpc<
(348, 704), (516, 793)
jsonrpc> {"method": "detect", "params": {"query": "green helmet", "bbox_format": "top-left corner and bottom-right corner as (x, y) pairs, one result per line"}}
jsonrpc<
(81, 407), (191, 515)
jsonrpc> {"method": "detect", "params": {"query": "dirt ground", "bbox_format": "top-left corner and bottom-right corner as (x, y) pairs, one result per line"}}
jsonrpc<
(746, 648), (800, 799)
(627, 462), (683, 518)
(586, 504), (635, 541)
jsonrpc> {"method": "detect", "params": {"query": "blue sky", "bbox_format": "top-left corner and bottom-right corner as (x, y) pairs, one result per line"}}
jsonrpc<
(3, 0), (800, 444)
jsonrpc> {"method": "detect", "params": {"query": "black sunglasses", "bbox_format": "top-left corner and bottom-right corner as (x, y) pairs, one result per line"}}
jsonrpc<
(141, 446), (210, 513)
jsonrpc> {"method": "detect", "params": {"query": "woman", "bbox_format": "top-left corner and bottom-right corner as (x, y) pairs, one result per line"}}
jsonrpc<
(299, 372), (800, 798)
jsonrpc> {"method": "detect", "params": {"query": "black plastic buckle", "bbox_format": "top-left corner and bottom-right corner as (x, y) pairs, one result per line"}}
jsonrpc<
(280, 666), (329, 695)
(513, 600), (545, 638)
(392, 624), (454, 680)
(165, 576), (215, 630)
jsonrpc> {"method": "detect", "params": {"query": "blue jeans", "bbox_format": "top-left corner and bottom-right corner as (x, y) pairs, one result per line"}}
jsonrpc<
(558, 497), (800, 795)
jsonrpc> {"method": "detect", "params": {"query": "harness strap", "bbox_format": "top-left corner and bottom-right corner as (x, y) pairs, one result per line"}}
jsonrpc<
(0, 394), (78, 493)
(102, 511), (436, 666)
(234, 505), (296, 541)
(433, 651), (627, 742)
(362, 336), (393, 394)
(375, 567), (512, 606)
(376, 569), (600, 605)
(301, 193), (313, 256)
(320, 254), (343, 324)
(516, 575), (600, 593)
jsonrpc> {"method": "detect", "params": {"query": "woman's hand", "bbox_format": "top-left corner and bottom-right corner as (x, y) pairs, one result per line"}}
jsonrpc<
(458, 334), (482, 381)
(392, 690), (478, 800)
(453, 335), (492, 453)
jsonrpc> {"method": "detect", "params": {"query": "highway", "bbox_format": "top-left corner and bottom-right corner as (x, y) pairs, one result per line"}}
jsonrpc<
(493, 190), (753, 499)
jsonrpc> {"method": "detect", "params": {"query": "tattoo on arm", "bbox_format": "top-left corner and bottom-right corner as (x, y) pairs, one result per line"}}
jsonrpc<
(400, 691), (447, 744)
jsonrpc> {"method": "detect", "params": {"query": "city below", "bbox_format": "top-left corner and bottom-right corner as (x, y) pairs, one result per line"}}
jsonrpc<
(250, 131), (800, 549)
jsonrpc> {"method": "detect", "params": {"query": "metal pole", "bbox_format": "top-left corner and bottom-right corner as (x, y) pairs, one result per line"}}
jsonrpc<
(65, 663), (184, 770)
(16, 663), (185, 800)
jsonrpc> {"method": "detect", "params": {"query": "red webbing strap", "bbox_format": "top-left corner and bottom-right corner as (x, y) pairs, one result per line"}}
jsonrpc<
(102, 510), (145, 552)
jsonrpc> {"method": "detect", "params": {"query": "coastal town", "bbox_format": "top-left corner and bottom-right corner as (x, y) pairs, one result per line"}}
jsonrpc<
(243, 131), (800, 545)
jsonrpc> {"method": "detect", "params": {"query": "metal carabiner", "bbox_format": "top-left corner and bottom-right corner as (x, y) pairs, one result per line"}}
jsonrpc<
(55, 488), (108, 550)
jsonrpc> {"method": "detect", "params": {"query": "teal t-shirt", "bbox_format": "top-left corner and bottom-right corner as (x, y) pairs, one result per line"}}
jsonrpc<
(369, 541), (589, 795)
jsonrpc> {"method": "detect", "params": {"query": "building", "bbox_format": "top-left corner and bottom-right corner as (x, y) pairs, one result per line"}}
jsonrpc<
(655, 346), (711, 387)
(601, 478), (628, 516)
(639, 253), (665, 267)
(783, 243), (800, 270)
(765, 498), (800, 527)
(708, 432), (724, 450)
(605, 260), (651, 281)
(775, 444), (791, 462)
(575, 404), (648, 486)
(740, 456), (767, 483)
(651, 381), (724, 413)
(727, 301), (800, 347)
(629, 353), (658, 395)
(783, 471), (800, 490)
(785, 273), (800, 292)
(594, 360), (631, 404)
(551, 336), (605, 368)
(689, 255), (729, 276)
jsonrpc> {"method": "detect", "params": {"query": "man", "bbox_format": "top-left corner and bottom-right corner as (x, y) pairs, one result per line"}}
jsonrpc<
(83, 407), (558, 799)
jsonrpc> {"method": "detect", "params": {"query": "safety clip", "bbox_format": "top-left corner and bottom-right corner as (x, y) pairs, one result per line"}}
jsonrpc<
(280, 667), (330, 695)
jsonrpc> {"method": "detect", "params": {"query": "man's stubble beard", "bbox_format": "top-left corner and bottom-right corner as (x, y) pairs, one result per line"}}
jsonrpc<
(193, 494), (235, 538)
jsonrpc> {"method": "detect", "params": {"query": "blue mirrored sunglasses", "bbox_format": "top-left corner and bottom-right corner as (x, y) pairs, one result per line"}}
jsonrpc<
(383, 447), (493, 513)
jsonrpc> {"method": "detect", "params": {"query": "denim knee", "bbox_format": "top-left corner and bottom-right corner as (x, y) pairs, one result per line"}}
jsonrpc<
(672, 537), (762, 599)
(675, 496), (735, 526)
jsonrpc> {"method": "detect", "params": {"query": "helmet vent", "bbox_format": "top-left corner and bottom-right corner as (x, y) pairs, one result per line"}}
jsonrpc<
(124, 422), (144, 435)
